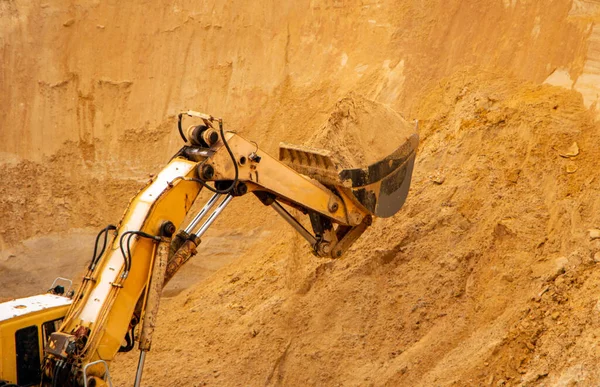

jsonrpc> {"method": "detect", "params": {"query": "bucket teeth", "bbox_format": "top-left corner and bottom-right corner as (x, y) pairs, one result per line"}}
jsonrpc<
(279, 143), (343, 187)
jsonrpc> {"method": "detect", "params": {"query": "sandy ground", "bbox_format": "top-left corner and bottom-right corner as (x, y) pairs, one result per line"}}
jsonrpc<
(2, 0), (600, 386)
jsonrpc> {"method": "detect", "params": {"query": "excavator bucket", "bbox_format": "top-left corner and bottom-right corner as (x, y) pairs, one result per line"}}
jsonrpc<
(279, 133), (419, 218)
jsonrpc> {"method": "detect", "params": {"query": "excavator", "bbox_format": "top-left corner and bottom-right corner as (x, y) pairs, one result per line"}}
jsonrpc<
(0, 110), (419, 387)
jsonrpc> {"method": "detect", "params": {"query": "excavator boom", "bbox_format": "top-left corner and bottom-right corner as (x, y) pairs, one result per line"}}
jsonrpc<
(0, 111), (418, 387)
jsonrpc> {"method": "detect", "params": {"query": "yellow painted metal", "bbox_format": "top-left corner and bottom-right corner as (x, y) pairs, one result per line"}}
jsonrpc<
(204, 133), (368, 226)
(0, 303), (69, 383)
(57, 157), (202, 377)
(7, 129), (380, 383)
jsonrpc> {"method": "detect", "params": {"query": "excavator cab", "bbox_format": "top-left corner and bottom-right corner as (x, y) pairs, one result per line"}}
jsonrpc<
(279, 132), (419, 219)
(0, 294), (71, 386)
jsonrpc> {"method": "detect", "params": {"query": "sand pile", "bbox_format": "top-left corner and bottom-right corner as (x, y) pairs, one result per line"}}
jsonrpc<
(109, 71), (600, 386)
(306, 93), (415, 168)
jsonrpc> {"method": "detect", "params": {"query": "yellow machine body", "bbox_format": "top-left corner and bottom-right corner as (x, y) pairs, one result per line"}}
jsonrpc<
(0, 294), (71, 386)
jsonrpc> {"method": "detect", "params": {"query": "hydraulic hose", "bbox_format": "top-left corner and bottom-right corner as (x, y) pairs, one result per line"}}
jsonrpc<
(89, 225), (117, 271)
(177, 115), (239, 194)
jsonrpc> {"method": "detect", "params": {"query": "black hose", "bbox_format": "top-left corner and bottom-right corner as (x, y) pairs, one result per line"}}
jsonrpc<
(119, 231), (160, 277)
(90, 228), (106, 270)
(96, 225), (117, 263)
(177, 113), (187, 142)
(119, 326), (135, 352)
(177, 115), (239, 195)
(125, 233), (136, 272)
(217, 119), (239, 193)
(89, 225), (117, 270)
(119, 232), (132, 275)
(51, 361), (60, 387)
(186, 120), (239, 194)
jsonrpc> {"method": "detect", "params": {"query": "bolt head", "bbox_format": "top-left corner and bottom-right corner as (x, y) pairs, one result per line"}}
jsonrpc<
(329, 202), (339, 213)
(201, 164), (215, 180)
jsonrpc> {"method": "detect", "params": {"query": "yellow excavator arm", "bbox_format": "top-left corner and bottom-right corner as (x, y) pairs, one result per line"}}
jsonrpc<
(30, 111), (418, 387)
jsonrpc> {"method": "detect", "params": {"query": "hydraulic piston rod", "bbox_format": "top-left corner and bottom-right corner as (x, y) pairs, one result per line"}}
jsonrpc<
(270, 200), (317, 247)
(184, 193), (222, 234)
(133, 351), (146, 387)
(134, 236), (170, 387)
(194, 195), (233, 237)
(163, 194), (234, 286)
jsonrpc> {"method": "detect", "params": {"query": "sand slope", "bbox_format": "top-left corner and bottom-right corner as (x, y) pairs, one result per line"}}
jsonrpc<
(112, 74), (600, 386)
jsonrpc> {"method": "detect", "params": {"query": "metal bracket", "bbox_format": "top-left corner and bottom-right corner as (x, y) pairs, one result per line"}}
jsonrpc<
(49, 277), (73, 295)
(270, 200), (317, 248)
(184, 192), (222, 234)
(83, 360), (113, 387)
(330, 215), (372, 258)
